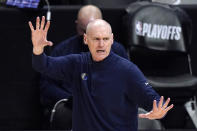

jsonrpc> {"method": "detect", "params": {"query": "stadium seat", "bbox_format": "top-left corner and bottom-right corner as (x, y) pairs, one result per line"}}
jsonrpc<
(122, 1), (197, 103)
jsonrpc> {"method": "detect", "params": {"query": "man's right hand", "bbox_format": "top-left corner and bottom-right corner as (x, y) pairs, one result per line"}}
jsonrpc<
(29, 16), (53, 55)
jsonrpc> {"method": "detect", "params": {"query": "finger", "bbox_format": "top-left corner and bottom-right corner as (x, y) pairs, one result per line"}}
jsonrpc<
(153, 100), (157, 112)
(162, 98), (170, 109)
(47, 41), (53, 46)
(158, 96), (164, 108)
(164, 104), (174, 113)
(28, 21), (34, 32)
(44, 21), (50, 32)
(139, 112), (155, 120)
(43, 41), (53, 47)
(40, 16), (45, 30)
(36, 16), (40, 30)
(138, 113), (147, 118)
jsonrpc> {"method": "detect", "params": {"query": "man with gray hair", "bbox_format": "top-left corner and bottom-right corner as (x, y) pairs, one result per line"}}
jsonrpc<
(39, 5), (128, 129)
(30, 16), (173, 131)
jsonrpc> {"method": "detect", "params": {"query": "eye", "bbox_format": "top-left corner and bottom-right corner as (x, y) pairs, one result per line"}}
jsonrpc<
(103, 38), (109, 41)
(93, 38), (100, 41)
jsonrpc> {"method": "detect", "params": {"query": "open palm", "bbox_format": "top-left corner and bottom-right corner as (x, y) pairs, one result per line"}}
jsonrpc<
(29, 16), (53, 54)
(139, 96), (174, 120)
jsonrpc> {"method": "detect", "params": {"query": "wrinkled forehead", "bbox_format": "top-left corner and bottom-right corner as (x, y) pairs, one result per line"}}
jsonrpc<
(90, 27), (112, 38)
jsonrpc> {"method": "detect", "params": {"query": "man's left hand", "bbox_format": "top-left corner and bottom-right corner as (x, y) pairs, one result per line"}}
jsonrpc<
(139, 96), (174, 119)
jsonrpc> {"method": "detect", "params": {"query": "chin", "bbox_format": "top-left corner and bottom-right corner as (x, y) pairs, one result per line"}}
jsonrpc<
(94, 56), (106, 62)
(94, 58), (104, 62)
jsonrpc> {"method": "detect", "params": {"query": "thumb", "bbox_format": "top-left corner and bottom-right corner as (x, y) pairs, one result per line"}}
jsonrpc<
(48, 41), (53, 46)
(44, 41), (53, 47)
(138, 113), (147, 118)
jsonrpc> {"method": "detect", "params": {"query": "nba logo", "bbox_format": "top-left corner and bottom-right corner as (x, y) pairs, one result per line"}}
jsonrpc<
(136, 21), (143, 36)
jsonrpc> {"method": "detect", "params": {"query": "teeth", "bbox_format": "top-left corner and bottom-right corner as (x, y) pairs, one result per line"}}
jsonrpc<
(97, 50), (104, 52)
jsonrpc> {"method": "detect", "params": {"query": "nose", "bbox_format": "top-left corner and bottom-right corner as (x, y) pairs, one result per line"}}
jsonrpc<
(98, 40), (104, 47)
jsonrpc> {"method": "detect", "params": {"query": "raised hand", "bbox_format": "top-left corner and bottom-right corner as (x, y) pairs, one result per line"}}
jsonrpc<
(139, 96), (174, 120)
(29, 16), (53, 55)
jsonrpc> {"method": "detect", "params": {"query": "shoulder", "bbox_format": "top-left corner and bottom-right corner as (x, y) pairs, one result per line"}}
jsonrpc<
(112, 54), (147, 87)
(112, 41), (125, 49)
(57, 53), (82, 66)
(111, 41), (128, 59)
(112, 52), (129, 63)
(64, 52), (90, 63)
(112, 53), (133, 68)
(114, 53), (142, 75)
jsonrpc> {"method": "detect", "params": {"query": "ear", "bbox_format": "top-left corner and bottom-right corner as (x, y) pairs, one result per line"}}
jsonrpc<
(83, 33), (88, 45)
(111, 33), (114, 45)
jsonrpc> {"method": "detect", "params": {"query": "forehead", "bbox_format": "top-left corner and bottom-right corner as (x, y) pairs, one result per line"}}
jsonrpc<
(87, 24), (112, 37)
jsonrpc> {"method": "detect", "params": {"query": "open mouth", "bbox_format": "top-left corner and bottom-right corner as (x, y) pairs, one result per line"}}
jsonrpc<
(96, 50), (105, 53)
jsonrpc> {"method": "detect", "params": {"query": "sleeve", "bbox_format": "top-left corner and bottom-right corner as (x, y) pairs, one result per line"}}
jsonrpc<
(39, 39), (74, 107)
(112, 41), (129, 59)
(32, 53), (77, 81)
(125, 64), (160, 111)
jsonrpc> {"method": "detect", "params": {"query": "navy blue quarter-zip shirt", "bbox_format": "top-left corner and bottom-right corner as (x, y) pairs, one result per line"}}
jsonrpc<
(40, 35), (128, 107)
(32, 51), (160, 131)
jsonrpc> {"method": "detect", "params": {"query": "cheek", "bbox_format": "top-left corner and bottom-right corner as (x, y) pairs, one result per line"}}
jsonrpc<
(88, 44), (96, 52)
(107, 42), (113, 48)
(89, 42), (97, 49)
